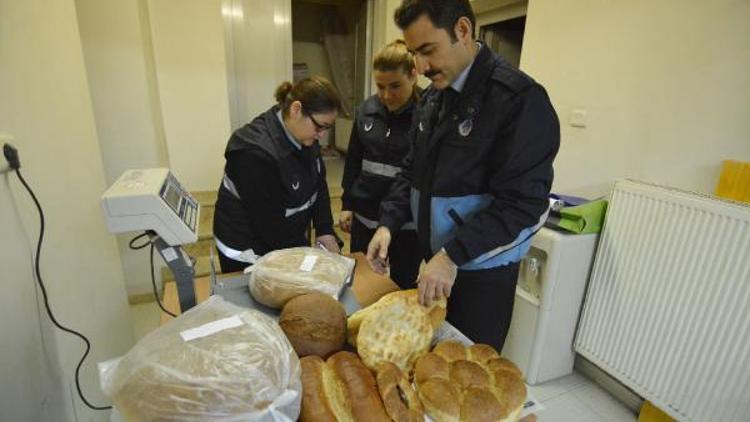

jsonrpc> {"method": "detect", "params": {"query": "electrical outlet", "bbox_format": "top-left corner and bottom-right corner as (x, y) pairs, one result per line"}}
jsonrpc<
(1, 132), (17, 173)
(570, 109), (588, 128)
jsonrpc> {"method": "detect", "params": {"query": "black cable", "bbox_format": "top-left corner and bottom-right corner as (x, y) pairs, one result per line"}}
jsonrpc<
(128, 233), (177, 317)
(128, 232), (151, 250)
(13, 169), (112, 410)
(150, 243), (177, 318)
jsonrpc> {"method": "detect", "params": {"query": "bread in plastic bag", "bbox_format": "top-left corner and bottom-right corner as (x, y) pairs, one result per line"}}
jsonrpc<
(99, 295), (301, 421)
(249, 247), (355, 309)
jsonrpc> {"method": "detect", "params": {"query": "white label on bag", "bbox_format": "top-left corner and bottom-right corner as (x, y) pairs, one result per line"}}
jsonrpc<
(180, 315), (243, 342)
(299, 255), (318, 272)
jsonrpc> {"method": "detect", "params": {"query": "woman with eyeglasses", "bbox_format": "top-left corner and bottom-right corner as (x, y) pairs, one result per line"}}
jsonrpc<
(213, 76), (341, 273)
(339, 40), (422, 289)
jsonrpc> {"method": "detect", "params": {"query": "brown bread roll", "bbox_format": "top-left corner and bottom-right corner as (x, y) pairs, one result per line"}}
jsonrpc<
(417, 378), (461, 422)
(414, 352), (450, 387)
(279, 293), (346, 357)
(300, 351), (391, 422)
(375, 362), (424, 422)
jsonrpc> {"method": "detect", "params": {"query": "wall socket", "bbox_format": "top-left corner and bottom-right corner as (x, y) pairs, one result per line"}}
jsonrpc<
(1, 131), (16, 174)
(570, 109), (588, 128)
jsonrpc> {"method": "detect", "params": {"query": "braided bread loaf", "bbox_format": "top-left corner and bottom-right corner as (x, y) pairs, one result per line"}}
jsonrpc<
(414, 341), (526, 422)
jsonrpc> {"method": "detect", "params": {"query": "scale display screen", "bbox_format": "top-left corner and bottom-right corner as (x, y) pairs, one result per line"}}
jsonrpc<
(162, 183), (181, 212)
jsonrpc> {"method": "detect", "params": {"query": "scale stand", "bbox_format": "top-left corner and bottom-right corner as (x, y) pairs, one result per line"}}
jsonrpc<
(148, 231), (196, 312)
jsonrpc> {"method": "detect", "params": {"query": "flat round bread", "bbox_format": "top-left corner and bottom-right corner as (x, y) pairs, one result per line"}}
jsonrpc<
(356, 298), (433, 372)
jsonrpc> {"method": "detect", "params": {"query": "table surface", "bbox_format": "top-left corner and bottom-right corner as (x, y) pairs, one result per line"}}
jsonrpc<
(159, 252), (537, 421)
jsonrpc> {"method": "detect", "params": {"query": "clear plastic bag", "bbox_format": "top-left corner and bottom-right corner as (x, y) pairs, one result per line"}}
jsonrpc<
(99, 296), (301, 421)
(249, 247), (355, 308)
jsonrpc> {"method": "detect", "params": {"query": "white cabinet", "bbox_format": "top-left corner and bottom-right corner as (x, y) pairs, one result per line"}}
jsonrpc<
(502, 227), (599, 385)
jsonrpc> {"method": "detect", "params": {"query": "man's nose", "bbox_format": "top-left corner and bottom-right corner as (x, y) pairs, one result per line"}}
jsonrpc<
(416, 55), (429, 74)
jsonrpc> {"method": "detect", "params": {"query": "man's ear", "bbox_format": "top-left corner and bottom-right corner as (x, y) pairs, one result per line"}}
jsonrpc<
(454, 16), (474, 43)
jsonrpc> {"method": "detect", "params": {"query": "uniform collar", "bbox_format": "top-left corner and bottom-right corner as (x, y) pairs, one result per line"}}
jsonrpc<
(276, 110), (302, 150)
(450, 41), (482, 93)
(362, 91), (419, 117)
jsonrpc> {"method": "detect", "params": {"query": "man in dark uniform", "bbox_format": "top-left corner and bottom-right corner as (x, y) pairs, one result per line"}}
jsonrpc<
(367, 0), (560, 351)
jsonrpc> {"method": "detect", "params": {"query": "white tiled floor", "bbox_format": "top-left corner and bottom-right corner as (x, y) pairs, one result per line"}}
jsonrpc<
(528, 372), (638, 422)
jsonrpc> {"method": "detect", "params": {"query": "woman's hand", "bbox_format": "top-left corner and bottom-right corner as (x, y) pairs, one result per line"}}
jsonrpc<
(339, 211), (353, 233)
(316, 234), (341, 254)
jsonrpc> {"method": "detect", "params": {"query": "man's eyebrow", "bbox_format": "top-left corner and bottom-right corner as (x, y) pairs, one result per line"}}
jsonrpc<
(411, 42), (436, 54)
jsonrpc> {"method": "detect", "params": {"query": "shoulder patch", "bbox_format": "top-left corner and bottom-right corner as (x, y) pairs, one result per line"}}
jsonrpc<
(490, 62), (534, 94)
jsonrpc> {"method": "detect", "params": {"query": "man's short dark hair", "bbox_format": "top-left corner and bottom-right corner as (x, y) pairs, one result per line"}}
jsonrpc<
(394, 0), (476, 42)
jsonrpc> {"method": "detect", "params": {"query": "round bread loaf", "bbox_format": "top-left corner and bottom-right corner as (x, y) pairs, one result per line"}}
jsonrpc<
(347, 289), (447, 372)
(250, 247), (354, 309)
(279, 293), (346, 357)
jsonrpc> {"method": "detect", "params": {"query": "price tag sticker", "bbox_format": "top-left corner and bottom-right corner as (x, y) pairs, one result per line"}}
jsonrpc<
(299, 255), (318, 272)
(180, 315), (243, 342)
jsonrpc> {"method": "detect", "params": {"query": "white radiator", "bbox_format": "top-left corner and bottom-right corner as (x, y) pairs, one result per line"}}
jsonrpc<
(575, 179), (750, 422)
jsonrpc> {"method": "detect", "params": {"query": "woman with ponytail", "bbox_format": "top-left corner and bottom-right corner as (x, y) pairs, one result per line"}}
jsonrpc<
(213, 76), (342, 273)
(339, 40), (422, 288)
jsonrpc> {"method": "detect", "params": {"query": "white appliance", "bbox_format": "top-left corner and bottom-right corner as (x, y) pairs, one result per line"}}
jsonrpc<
(502, 227), (599, 385)
(101, 168), (199, 246)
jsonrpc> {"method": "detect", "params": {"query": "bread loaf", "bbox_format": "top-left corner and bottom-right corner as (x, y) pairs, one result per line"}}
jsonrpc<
(249, 247), (354, 308)
(103, 296), (302, 421)
(347, 289), (446, 372)
(279, 293), (346, 358)
(414, 341), (526, 422)
(300, 351), (391, 422)
(375, 362), (424, 422)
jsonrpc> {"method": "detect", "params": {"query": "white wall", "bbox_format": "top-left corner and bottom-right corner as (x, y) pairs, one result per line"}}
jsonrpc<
(0, 0), (135, 420)
(224, 0), (293, 130)
(521, 0), (750, 198)
(75, 0), (170, 298)
(147, 0), (232, 191)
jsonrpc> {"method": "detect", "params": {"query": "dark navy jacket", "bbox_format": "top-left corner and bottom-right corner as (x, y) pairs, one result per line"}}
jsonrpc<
(379, 44), (560, 270)
(341, 94), (417, 222)
(213, 106), (333, 258)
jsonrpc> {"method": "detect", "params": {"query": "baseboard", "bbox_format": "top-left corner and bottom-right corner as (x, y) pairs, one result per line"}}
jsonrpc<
(128, 292), (157, 305)
(574, 354), (644, 413)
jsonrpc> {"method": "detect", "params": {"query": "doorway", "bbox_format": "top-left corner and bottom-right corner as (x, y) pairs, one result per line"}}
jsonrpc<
(291, 0), (371, 154)
(480, 15), (526, 68)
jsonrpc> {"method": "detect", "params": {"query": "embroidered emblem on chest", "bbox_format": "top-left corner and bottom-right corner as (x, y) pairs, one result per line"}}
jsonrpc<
(458, 119), (473, 137)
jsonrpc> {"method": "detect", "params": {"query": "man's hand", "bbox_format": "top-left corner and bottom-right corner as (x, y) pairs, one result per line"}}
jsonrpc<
(366, 226), (392, 274)
(417, 249), (457, 306)
(316, 234), (341, 254)
(339, 210), (353, 233)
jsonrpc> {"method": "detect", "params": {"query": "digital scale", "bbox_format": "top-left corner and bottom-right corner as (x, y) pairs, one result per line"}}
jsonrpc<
(101, 168), (200, 311)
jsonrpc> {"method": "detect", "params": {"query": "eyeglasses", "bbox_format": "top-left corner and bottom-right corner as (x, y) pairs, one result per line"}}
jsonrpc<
(307, 112), (334, 134)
